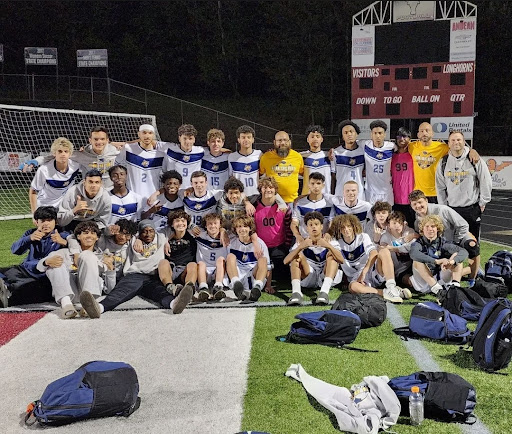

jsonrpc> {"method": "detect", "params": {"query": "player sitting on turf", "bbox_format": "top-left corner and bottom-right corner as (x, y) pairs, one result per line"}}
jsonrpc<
(284, 211), (344, 306)
(379, 211), (418, 289)
(329, 214), (411, 303)
(363, 201), (392, 246)
(195, 213), (229, 300)
(0, 206), (70, 308)
(80, 219), (194, 318)
(226, 215), (271, 302)
(157, 210), (200, 299)
(409, 214), (468, 295)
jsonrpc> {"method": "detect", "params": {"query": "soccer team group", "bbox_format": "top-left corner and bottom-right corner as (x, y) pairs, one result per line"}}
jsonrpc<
(0, 119), (493, 319)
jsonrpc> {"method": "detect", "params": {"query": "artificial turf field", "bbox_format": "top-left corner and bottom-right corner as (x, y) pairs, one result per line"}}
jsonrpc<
(1, 219), (511, 434)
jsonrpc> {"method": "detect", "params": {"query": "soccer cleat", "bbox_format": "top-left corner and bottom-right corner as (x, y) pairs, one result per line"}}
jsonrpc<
(60, 304), (78, 319)
(0, 278), (10, 308)
(165, 283), (177, 295)
(196, 289), (210, 302)
(249, 283), (262, 301)
(287, 292), (304, 306)
(232, 281), (245, 300)
(397, 286), (412, 299)
(172, 282), (194, 314)
(213, 288), (226, 300)
(316, 291), (329, 305)
(383, 287), (403, 303)
(79, 291), (102, 319)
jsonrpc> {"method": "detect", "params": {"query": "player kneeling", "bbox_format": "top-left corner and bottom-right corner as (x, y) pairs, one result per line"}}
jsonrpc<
(284, 211), (344, 306)
(329, 214), (411, 303)
(195, 213), (229, 300)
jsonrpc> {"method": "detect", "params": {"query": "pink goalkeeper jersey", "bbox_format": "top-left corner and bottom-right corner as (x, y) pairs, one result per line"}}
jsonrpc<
(254, 201), (291, 248)
(391, 152), (415, 205)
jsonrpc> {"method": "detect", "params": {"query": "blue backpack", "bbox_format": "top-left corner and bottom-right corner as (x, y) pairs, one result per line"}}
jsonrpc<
(285, 310), (361, 348)
(439, 285), (489, 321)
(471, 299), (512, 371)
(485, 250), (512, 288)
(388, 371), (477, 423)
(394, 302), (471, 344)
(25, 361), (141, 426)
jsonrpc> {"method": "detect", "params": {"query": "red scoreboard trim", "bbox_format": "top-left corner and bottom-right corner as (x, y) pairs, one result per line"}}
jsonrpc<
(351, 61), (475, 119)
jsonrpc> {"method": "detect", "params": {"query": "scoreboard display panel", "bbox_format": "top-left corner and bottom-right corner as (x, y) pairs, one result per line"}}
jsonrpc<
(351, 61), (475, 119)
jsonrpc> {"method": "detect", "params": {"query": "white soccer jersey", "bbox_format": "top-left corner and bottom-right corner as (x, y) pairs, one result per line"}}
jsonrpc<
(147, 193), (184, 230)
(202, 149), (230, 190)
(363, 140), (394, 205)
(337, 233), (376, 280)
(291, 239), (341, 273)
(330, 196), (371, 222)
(195, 229), (228, 268)
(228, 150), (262, 196)
(331, 143), (365, 199)
(182, 190), (224, 226)
(108, 189), (143, 225)
(229, 236), (270, 276)
(159, 142), (204, 189)
(292, 195), (334, 238)
(301, 150), (332, 195)
(116, 143), (165, 201)
(380, 228), (415, 276)
(30, 159), (81, 208)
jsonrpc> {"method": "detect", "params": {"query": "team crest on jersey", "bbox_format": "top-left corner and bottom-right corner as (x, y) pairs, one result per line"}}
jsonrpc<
(312, 160), (319, 167)
(242, 253), (249, 261)
(212, 164), (219, 171)
(315, 255), (321, 262)
(183, 155), (190, 162)
(447, 169), (469, 185)
(349, 158), (356, 166)
(416, 152), (436, 169)
(244, 165), (252, 172)
(348, 252), (354, 260)
(142, 160), (150, 167)
(194, 203), (203, 210)
(118, 207), (126, 215)
(63, 181), (69, 186)
(376, 152), (383, 160)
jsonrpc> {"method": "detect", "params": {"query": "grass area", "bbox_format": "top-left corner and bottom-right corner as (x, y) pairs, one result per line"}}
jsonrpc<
(1, 220), (511, 433)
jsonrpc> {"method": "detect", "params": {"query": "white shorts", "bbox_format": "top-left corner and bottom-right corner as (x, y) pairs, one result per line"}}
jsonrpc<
(205, 266), (223, 284)
(365, 263), (386, 288)
(225, 266), (267, 289)
(410, 267), (453, 293)
(301, 268), (343, 289)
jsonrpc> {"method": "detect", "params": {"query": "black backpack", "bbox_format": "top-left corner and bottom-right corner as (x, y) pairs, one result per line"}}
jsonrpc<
(472, 276), (509, 299)
(25, 361), (141, 426)
(388, 371), (477, 423)
(438, 285), (489, 321)
(331, 293), (387, 328)
(485, 250), (512, 289)
(471, 298), (512, 371)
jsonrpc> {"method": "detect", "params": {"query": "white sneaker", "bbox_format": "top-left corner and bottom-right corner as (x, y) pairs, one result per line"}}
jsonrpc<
(397, 286), (412, 299)
(383, 286), (403, 303)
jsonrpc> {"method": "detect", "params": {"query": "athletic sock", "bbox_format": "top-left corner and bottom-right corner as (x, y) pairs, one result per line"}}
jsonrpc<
(198, 282), (208, 290)
(320, 277), (333, 294)
(231, 276), (240, 283)
(452, 280), (460, 287)
(430, 282), (443, 295)
(385, 278), (397, 289)
(99, 303), (105, 314)
(253, 279), (263, 289)
(291, 279), (302, 295)
(60, 296), (72, 307)
(214, 281), (223, 287)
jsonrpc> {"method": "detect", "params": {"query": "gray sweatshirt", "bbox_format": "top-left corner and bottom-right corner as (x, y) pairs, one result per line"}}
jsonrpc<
(435, 147), (492, 208)
(414, 203), (470, 244)
(123, 232), (166, 275)
(57, 182), (112, 229)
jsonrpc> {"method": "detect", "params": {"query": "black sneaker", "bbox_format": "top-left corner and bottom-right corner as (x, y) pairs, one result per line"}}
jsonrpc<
(196, 289), (210, 302)
(213, 284), (225, 300)
(172, 282), (194, 314)
(249, 284), (262, 301)
(0, 278), (10, 308)
(232, 280), (245, 300)
(79, 291), (102, 319)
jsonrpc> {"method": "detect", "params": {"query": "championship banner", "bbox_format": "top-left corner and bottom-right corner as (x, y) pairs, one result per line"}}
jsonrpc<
(351, 25), (374, 67)
(393, 1), (435, 23)
(352, 118), (390, 140)
(77, 49), (108, 67)
(483, 156), (512, 190)
(430, 116), (474, 139)
(450, 17), (476, 62)
(24, 47), (57, 65)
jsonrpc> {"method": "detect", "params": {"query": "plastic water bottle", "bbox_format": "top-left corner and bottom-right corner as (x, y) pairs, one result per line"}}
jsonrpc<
(409, 386), (424, 426)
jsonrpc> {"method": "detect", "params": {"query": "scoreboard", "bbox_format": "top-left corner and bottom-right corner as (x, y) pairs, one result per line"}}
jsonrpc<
(351, 61), (475, 119)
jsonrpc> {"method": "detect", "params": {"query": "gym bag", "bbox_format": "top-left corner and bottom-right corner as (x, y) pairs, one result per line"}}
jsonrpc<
(438, 285), (489, 321)
(285, 310), (361, 347)
(388, 371), (477, 423)
(331, 293), (387, 328)
(485, 250), (512, 288)
(471, 298), (512, 371)
(393, 301), (471, 344)
(25, 361), (141, 426)
(472, 276), (509, 299)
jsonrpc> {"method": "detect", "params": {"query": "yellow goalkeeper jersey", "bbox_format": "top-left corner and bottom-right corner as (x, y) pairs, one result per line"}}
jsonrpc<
(409, 140), (448, 197)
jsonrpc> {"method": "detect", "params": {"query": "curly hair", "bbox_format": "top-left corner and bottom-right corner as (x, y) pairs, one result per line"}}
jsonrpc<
(207, 128), (225, 142)
(168, 209), (191, 226)
(370, 201), (392, 218)
(223, 176), (244, 193)
(201, 213), (224, 229)
(74, 221), (101, 238)
(419, 214), (444, 235)
(231, 215), (256, 236)
(258, 176), (279, 194)
(328, 214), (363, 239)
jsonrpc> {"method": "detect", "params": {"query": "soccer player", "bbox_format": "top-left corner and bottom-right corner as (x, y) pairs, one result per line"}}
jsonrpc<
(391, 127), (416, 228)
(144, 170), (184, 230)
(116, 124), (165, 201)
(202, 128), (230, 190)
(329, 214), (410, 303)
(284, 211), (343, 306)
(291, 172), (334, 241)
(226, 216), (271, 302)
(216, 177), (250, 231)
(182, 171), (225, 227)
(0, 206), (70, 307)
(228, 125), (262, 196)
(57, 169), (112, 232)
(364, 120), (394, 205)
(107, 165), (144, 225)
(301, 125), (332, 195)
(160, 124), (204, 189)
(195, 213), (228, 300)
(364, 201), (392, 246)
(331, 180), (371, 222)
(331, 120), (365, 200)
(260, 130), (304, 205)
(28, 137), (81, 218)
(409, 214), (468, 295)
